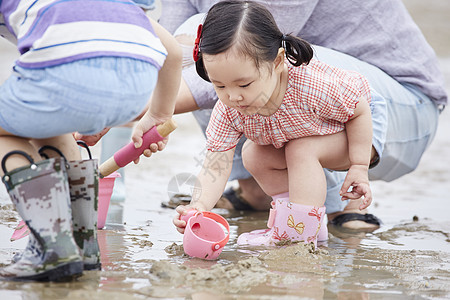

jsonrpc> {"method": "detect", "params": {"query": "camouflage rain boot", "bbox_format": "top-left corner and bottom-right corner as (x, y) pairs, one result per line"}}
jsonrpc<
(39, 144), (101, 271)
(0, 151), (83, 281)
(67, 158), (101, 270)
(12, 144), (102, 271)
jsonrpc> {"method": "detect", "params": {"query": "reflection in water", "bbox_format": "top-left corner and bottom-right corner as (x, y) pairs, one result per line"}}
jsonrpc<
(104, 203), (125, 229)
(0, 192), (449, 299)
(0, 152), (449, 299)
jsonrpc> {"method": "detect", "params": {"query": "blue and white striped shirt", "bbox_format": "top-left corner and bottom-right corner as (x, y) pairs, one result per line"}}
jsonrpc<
(0, 0), (166, 69)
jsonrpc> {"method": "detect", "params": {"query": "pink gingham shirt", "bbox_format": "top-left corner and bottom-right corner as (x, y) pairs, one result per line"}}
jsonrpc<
(206, 59), (371, 152)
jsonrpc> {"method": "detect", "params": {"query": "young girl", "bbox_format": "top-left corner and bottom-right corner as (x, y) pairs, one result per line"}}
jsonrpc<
(0, 0), (181, 281)
(174, 0), (379, 247)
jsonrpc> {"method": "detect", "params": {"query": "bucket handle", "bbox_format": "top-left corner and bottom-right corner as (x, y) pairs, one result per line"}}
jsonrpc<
(38, 141), (92, 167)
(38, 141), (92, 160)
(76, 140), (93, 160)
(1, 150), (35, 174)
(37, 145), (70, 169)
(200, 211), (230, 252)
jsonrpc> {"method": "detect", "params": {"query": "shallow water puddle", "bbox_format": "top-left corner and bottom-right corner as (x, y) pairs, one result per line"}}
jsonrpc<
(0, 193), (449, 299)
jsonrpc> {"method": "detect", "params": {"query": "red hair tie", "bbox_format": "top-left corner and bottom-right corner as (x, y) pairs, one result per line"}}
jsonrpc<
(193, 24), (202, 62)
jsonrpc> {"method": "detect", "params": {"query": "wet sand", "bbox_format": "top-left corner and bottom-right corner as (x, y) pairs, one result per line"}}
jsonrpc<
(0, 1), (449, 299)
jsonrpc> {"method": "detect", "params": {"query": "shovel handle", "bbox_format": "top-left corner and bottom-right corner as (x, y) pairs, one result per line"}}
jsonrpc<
(99, 119), (177, 177)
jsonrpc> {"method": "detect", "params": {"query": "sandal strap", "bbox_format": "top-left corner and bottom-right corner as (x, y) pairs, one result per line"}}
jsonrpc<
(221, 187), (253, 210)
(330, 213), (382, 227)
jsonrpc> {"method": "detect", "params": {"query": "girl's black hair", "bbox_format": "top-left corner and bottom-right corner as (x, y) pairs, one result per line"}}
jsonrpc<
(195, 0), (313, 82)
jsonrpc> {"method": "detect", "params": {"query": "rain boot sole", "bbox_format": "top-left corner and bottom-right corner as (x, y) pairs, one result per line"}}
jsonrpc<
(84, 262), (101, 271)
(2, 261), (83, 282)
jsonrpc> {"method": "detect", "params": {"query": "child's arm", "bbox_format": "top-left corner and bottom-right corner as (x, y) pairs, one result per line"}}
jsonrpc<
(173, 148), (235, 233)
(340, 95), (373, 209)
(131, 18), (182, 152)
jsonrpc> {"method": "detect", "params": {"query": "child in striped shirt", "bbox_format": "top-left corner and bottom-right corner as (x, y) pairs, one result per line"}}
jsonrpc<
(0, 0), (181, 281)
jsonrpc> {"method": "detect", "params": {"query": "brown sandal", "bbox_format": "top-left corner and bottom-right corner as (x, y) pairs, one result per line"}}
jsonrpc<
(218, 187), (254, 210)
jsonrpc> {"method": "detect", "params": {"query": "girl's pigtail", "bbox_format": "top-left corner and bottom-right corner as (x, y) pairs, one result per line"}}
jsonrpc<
(281, 34), (313, 66)
(195, 54), (211, 82)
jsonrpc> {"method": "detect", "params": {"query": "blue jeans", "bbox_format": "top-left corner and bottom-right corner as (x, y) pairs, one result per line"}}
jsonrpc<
(193, 45), (440, 214)
(313, 45), (439, 212)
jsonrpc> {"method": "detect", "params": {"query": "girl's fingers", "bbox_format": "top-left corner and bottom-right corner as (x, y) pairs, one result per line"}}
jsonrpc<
(359, 193), (372, 210)
(339, 183), (351, 198)
(340, 191), (361, 200)
(359, 201), (369, 210)
(175, 205), (189, 215)
(173, 207), (190, 234)
(173, 219), (185, 226)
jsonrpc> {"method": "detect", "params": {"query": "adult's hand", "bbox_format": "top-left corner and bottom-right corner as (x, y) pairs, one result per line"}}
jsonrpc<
(72, 127), (111, 146)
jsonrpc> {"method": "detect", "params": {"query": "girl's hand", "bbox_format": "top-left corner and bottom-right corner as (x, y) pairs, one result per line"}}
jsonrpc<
(173, 203), (208, 234)
(340, 165), (372, 210)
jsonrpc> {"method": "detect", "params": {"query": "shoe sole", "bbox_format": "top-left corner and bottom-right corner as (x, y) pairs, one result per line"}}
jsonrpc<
(84, 262), (101, 271)
(2, 261), (83, 282)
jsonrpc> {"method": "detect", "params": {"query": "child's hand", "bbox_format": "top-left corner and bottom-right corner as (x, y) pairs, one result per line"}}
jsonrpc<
(132, 138), (168, 164)
(339, 165), (372, 210)
(173, 203), (207, 234)
(131, 113), (169, 164)
(73, 127), (110, 146)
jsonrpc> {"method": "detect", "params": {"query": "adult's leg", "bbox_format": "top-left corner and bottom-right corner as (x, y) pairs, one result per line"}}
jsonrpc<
(313, 45), (439, 228)
(313, 45), (439, 180)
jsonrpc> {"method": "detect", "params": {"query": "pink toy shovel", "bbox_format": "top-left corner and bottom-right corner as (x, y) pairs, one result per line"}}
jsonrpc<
(99, 119), (177, 178)
(96, 119), (176, 228)
(180, 210), (230, 260)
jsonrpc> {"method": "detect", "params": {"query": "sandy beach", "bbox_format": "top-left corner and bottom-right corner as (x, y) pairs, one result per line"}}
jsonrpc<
(0, 1), (449, 299)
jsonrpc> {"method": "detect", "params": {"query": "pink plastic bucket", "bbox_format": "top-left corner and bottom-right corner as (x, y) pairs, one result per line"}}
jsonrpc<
(180, 210), (230, 260)
(98, 172), (121, 229)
